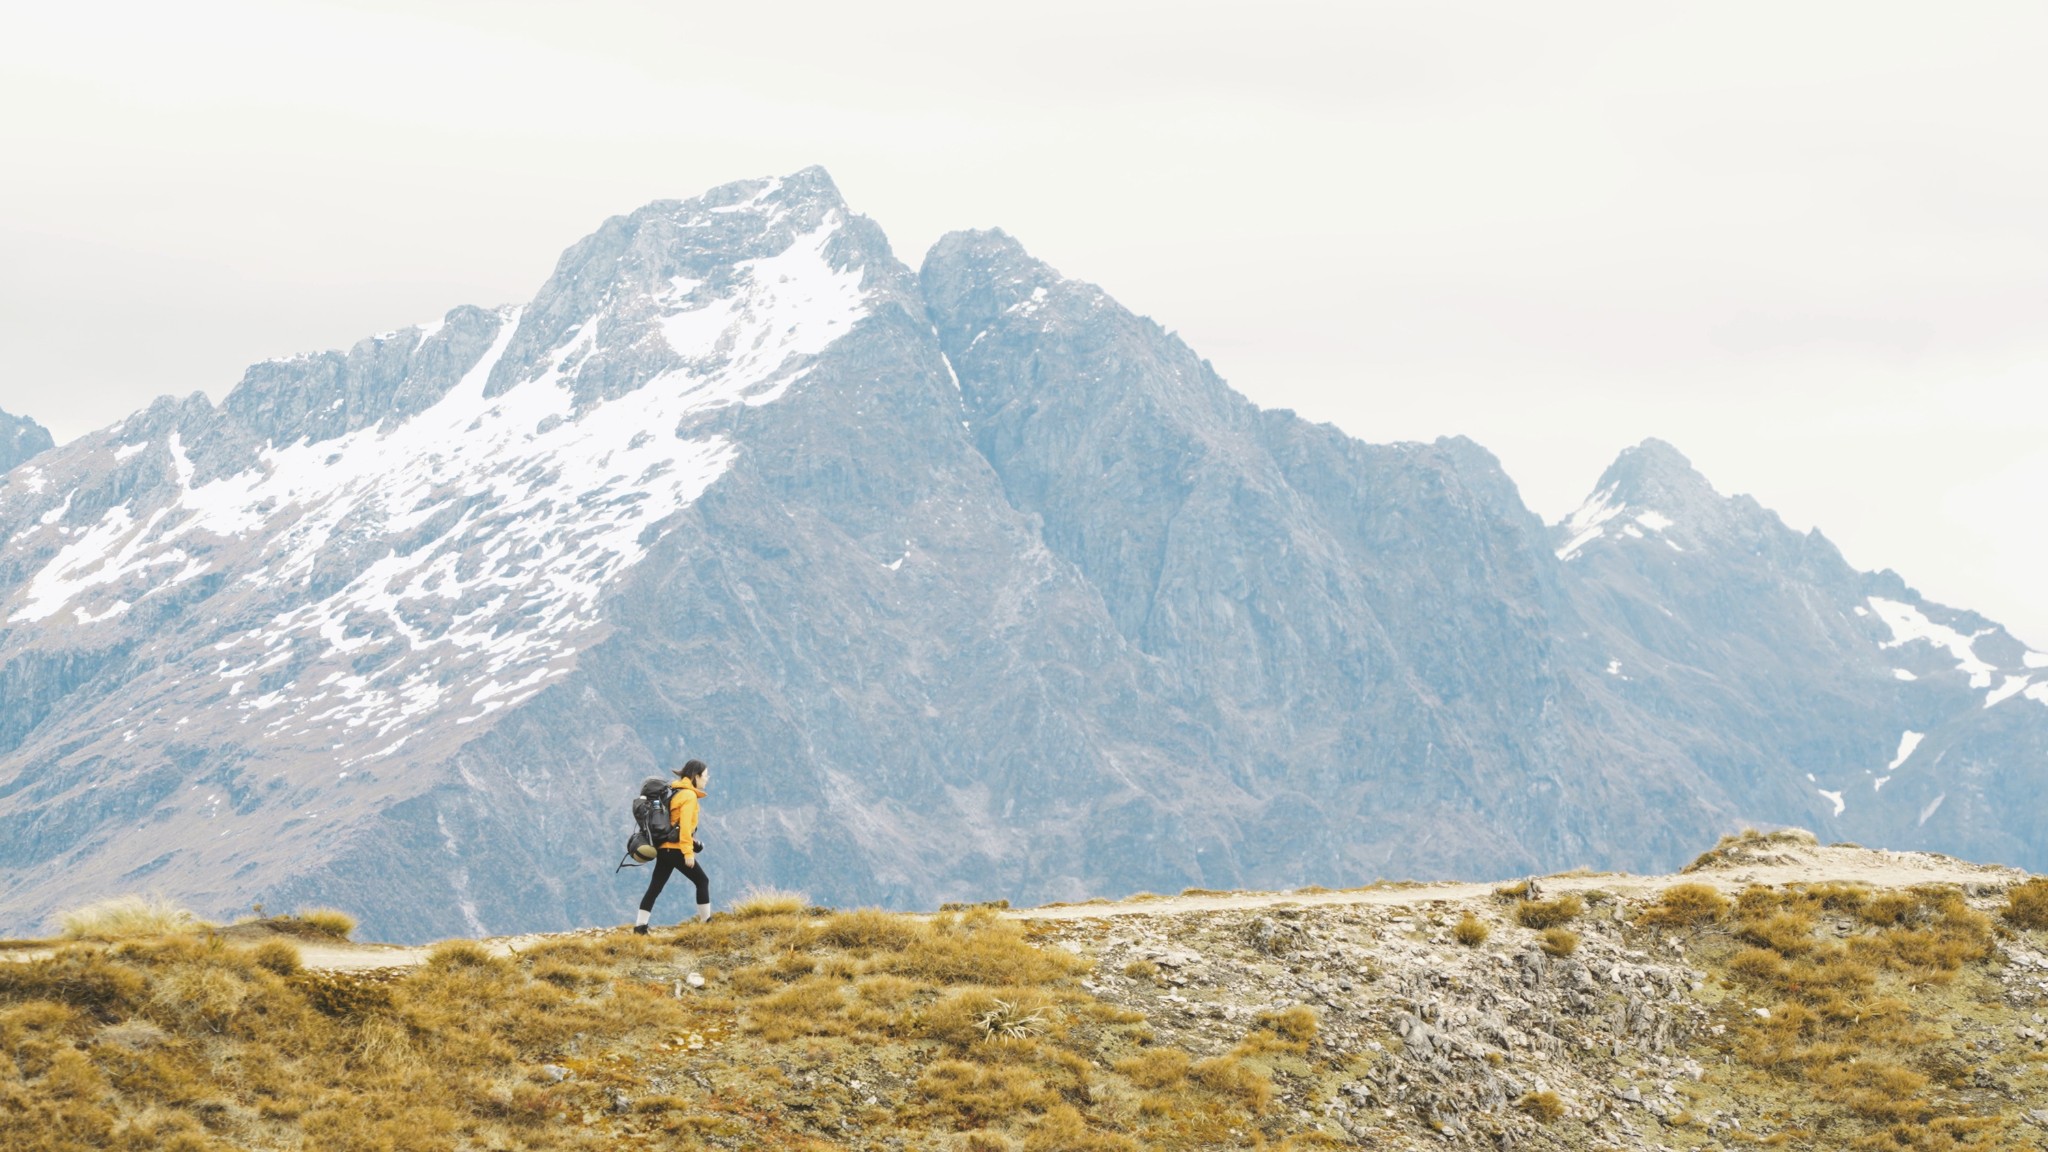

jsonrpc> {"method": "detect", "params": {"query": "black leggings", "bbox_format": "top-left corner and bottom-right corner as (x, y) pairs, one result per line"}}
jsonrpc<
(639, 848), (709, 912)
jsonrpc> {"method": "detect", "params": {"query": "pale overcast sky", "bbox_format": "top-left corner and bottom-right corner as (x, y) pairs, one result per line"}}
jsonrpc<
(3, 1), (2045, 644)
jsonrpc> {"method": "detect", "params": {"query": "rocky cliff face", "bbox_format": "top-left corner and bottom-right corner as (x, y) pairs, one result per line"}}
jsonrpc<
(0, 408), (53, 475)
(0, 168), (2043, 941)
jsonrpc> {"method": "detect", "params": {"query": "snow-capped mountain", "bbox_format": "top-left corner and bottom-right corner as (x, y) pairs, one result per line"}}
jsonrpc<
(1556, 439), (2048, 866)
(1, 168), (2042, 940)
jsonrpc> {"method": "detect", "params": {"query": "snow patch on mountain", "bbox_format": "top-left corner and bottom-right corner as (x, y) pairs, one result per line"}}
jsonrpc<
(9, 502), (205, 624)
(1866, 597), (1997, 689)
(1919, 794), (1946, 826)
(1985, 675), (2031, 709)
(1556, 486), (1622, 560)
(653, 214), (865, 408)
(1554, 485), (1677, 560)
(1888, 731), (1923, 770)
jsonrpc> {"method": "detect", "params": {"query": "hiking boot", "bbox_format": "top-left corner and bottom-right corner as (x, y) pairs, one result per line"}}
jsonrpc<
(632, 923), (649, 936)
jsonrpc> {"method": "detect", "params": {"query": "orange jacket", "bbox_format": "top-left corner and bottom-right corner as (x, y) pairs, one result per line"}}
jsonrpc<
(663, 783), (704, 857)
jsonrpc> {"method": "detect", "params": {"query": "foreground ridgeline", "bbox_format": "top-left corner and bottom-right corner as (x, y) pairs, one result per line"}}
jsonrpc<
(3, 166), (2048, 940)
(4, 834), (2048, 1151)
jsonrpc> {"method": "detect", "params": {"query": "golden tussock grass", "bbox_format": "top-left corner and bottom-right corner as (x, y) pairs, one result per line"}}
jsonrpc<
(1452, 912), (1489, 946)
(1513, 894), (1583, 929)
(2003, 877), (2048, 930)
(0, 893), (1312, 1151)
(728, 888), (810, 918)
(1189, 1055), (1273, 1112)
(1683, 827), (1817, 872)
(265, 907), (357, 940)
(1514, 1090), (1565, 1122)
(1253, 1005), (1317, 1046)
(1692, 879), (2011, 1150)
(1637, 882), (1729, 928)
(1538, 928), (1578, 957)
(55, 895), (208, 941)
(1113, 1047), (1189, 1088)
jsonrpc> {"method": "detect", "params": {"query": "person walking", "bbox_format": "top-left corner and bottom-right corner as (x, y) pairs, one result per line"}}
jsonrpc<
(633, 759), (711, 933)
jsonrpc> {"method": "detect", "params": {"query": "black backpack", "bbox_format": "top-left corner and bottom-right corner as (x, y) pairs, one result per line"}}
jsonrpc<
(616, 778), (677, 870)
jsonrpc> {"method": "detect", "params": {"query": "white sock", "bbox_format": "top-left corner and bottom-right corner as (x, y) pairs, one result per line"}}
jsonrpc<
(696, 903), (712, 923)
(635, 909), (651, 927)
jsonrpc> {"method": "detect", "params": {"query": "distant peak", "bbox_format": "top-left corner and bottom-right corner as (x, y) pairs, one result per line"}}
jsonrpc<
(1554, 439), (1720, 560)
(922, 228), (1048, 282)
(606, 167), (852, 243)
(919, 229), (1073, 337)
(1596, 438), (1719, 508)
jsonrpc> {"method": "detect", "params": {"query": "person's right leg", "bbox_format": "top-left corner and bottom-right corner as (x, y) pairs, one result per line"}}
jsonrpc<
(678, 857), (712, 923)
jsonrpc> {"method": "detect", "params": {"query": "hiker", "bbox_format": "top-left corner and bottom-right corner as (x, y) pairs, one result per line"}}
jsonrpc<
(633, 759), (712, 933)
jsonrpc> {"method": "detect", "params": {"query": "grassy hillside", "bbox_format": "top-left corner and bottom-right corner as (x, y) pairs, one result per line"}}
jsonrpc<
(0, 900), (1329, 1151)
(5, 836), (2048, 1151)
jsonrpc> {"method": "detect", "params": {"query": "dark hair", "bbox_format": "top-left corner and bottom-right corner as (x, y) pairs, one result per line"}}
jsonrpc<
(675, 759), (708, 783)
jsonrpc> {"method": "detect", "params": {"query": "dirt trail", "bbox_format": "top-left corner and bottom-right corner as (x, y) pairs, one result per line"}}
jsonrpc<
(1012, 839), (2023, 923)
(7, 838), (2025, 973)
(286, 931), (561, 973)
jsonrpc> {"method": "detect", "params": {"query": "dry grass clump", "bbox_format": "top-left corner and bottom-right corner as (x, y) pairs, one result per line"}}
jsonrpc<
(1514, 895), (1583, 929)
(1189, 1055), (1273, 1112)
(1122, 958), (1159, 980)
(1683, 826), (1817, 872)
(2002, 877), (2048, 930)
(814, 906), (919, 951)
(916, 1059), (1060, 1124)
(1538, 928), (1579, 958)
(1022, 1105), (1142, 1152)
(729, 887), (809, 918)
(1638, 882), (1730, 928)
(883, 909), (1090, 986)
(266, 907), (357, 940)
(1453, 912), (1489, 946)
(1515, 1090), (1565, 1122)
(55, 895), (207, 941)
(247, 939), (303, 976)
(1113, 1047), (1190, 1088)
(1233, 1004), (1318, 1055)
(1738, 909), (1819, 956)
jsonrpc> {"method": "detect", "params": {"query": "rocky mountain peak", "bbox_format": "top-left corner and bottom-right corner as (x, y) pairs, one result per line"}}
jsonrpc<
(1598, 437), (1715, 508)
(919, 228), (1048, 318)
(485, 167), (884, 408)
(0, 407), (55, 474)
(1555, 437), (1761, 561)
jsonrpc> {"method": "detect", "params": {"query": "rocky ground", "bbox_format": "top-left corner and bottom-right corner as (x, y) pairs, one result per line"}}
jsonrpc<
(1018, 832), (2048, 1149)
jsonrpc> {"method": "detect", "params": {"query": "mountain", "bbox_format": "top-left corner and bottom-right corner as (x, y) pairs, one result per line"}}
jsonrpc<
(0, 408), (53, 475)
(1, 168), (2042, 941)
(1555, 438), (2048, 865)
